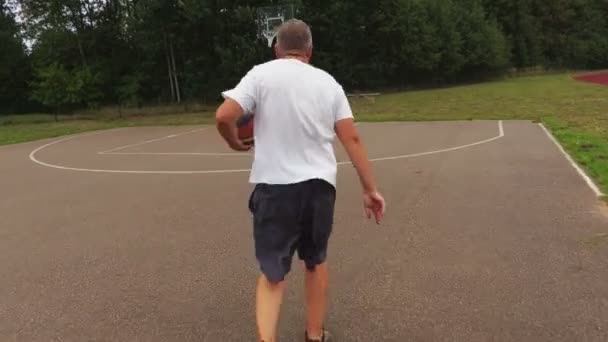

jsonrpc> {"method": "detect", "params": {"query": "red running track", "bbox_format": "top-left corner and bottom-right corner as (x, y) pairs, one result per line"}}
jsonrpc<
(574, 72), (608, 85)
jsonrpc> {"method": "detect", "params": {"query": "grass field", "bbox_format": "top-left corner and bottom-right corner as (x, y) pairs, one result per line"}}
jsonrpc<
(349, 72), (608, 196)
(0, 113), (214, 145)
(1, 72), (607, 196)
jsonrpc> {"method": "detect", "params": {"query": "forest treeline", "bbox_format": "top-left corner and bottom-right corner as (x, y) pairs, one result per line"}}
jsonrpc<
(1, 0), (607, 114)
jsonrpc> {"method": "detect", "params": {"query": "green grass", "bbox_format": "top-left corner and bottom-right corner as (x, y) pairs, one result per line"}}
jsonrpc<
(1, 72), (607, 195)
(0, 112), (215, 145)
(350, 73), (607, 127)
(347, 72), (608, 194)
(543, 117), (608, 197)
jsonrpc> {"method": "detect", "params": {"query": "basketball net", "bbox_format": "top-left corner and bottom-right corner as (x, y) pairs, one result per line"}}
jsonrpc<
(256, 4), (297, 48)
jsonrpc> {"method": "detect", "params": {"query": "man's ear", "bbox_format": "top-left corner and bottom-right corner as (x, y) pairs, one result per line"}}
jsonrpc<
(304, 45), (313, 63)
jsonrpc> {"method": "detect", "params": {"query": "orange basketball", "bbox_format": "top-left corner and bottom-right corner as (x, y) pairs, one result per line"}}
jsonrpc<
(237, 113), (254, 143)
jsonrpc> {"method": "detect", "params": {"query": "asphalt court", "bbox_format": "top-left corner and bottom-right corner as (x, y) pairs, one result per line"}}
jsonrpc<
(1, 120), (607, 341)
(28, 120), (503, 173)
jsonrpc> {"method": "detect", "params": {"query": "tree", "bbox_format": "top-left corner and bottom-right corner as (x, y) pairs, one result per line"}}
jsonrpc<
(116, 73), (142, 109)
(128, 0), (186, 103)
(30, 63), (71, 120)
(426, 0), (465, 80)
(0, 1), (31, 114)
(562, 0), (608, 68)
(30, 63), (102, 119)
(65, 66), (103, 109)
(19, 0), (93, 67)
(456, 0), (510, 76)
(4, 0), (608, 116)
(483, 0), (542, 68)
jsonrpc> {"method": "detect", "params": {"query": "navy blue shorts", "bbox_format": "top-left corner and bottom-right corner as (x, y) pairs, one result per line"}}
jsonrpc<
(248, 179), (336, 283)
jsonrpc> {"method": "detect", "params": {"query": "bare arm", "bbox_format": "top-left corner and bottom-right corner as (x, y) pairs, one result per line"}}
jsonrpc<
(215, 98), (251, 151)
(336, 118), (386, 223)
(335, 118), (376, 192)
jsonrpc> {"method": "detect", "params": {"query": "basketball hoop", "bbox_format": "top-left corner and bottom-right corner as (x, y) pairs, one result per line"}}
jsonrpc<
(256, 4), (297, 48)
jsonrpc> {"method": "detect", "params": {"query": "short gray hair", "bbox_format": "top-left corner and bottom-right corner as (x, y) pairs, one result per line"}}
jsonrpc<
(276, 19), (313, 52)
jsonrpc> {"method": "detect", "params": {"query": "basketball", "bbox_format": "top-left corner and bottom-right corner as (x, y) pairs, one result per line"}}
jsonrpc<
(237, 113), (254, 143)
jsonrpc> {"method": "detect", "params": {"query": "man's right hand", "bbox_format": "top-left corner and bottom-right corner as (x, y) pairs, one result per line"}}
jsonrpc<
(229, 139), (253, 152)
(363, 191), (386, 224)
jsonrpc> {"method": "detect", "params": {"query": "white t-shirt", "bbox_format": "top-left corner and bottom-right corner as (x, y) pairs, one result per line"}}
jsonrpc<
(222, 58), (354, 187)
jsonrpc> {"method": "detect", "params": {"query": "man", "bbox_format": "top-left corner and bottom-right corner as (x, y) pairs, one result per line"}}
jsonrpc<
(216, 19), (385, 342)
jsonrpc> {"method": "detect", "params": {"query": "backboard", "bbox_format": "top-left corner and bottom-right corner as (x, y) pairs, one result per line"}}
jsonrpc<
(256, 4), (297, 48)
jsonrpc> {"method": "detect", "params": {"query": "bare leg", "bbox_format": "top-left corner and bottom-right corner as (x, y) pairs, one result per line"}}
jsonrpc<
(256, 274), (286, 342)
(305, 262), (329, 340)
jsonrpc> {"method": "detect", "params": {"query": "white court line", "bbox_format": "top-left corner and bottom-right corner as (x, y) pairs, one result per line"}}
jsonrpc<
(30, 121), (505, 175)
(98, 127), (208, 154)
(29, 133), (251, 175)
(339, 120), (504, 164)
(102, 121), (372, 157)
(539, 123), (604, 197)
